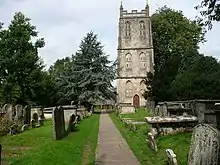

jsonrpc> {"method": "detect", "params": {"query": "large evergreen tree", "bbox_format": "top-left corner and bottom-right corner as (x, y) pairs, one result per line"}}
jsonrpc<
(57, 31), (115, 110)
(48, 57), (72, 105)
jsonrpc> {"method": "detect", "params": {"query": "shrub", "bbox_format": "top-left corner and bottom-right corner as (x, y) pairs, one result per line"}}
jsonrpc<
(0, 116), (12, 136)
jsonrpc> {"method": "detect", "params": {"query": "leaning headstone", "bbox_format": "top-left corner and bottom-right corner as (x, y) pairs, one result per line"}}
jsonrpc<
(187, 124), (220, 165)
(23, 105), (31, 125)
(52, 106), (65, 140)
(165, 149), (178, 165)
(148, 132), (158, 152)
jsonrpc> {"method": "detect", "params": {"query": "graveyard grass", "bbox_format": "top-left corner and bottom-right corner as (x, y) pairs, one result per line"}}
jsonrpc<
(110, 108), (192, 165)
(0, 114), (100, 165)
(120, 107), (151, 121)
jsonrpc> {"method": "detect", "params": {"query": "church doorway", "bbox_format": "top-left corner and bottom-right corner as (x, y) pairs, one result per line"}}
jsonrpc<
(133, 94), (140, 107)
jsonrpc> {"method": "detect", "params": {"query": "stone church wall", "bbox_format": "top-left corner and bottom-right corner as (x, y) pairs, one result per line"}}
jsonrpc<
(117, 78), (146, 106)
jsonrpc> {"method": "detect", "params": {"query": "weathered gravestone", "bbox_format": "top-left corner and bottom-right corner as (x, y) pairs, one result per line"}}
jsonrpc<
(67, 114), (76, 132)
(52, 106), (65, 140)
(147, 132), (158, 152)
(39, 107), (45, 120)
(38, 108), (45, 126)
(32, 113), (38, 123)
(23, 105), (31, 125)
(187, 124), (220, 165)
(14, 104), (23, 125)
(31, 119), (36, 128)
(3, 104), (14, 122)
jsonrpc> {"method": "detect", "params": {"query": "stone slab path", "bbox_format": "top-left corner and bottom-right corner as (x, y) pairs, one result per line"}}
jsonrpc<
(95, 111), (140, 165)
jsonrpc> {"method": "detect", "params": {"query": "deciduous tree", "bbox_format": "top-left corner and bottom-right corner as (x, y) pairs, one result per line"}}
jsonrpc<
(195, 0), (220, 29)
(144, 6), (205, 103)
(0, 12), (45, 105)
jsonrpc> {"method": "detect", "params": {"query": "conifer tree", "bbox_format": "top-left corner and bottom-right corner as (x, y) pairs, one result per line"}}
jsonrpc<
(57, 31), (115, 110)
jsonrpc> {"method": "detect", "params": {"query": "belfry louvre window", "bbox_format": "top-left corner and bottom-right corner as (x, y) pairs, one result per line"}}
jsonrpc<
(125, 21), (131, 37)
(140, 53), (147, 69)
(125, 53), (132, 69)
(139, 21), (146, 38)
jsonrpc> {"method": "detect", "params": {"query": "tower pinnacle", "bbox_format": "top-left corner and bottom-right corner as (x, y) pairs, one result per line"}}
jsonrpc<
(146, 0), (150, 16)
(120, 1), (123, 9)
(120, 1), (123, 17)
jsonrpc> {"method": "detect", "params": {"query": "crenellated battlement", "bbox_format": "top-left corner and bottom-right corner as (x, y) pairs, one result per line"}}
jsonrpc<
(122, 9), (147, 17)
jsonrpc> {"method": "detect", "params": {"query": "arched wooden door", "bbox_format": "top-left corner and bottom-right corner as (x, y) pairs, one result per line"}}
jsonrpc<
(133, 94), (140, 107)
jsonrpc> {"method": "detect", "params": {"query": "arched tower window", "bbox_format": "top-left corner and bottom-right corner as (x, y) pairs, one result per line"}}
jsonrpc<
(125, 53), (132, 69)
(125, 80), (133, 97)
(125, 21), (131, 37)
(140, 52), (147, 69)
(140, 52), (146, 62)
(139, 21), (146, 38)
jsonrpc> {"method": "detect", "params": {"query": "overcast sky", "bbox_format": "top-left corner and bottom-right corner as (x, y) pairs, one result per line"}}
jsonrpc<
(0, 0), (219, 69)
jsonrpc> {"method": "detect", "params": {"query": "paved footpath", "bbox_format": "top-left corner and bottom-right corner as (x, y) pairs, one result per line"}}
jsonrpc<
(95, 111), (140, 165)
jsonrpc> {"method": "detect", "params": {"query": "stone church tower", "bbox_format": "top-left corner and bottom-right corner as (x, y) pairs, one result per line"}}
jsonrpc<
(116, 2), (154, 108)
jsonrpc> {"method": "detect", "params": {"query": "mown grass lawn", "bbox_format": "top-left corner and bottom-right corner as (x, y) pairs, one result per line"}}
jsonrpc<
(0, 114), (100, 165)
(110, 110), (191, 165)
(120, 107), (151, 121)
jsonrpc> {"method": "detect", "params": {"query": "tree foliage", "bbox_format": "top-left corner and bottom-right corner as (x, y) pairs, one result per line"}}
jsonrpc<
(144, 6), (206, 103)
(55, 32), (115, 109)
(145, 6), (220, 103)
(195, 0), (220, 29)
(171, 55), (220, 100)
(48, 57), (72, 105)
(0, 12), (115, 108)
(0, 12), (48, 106)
